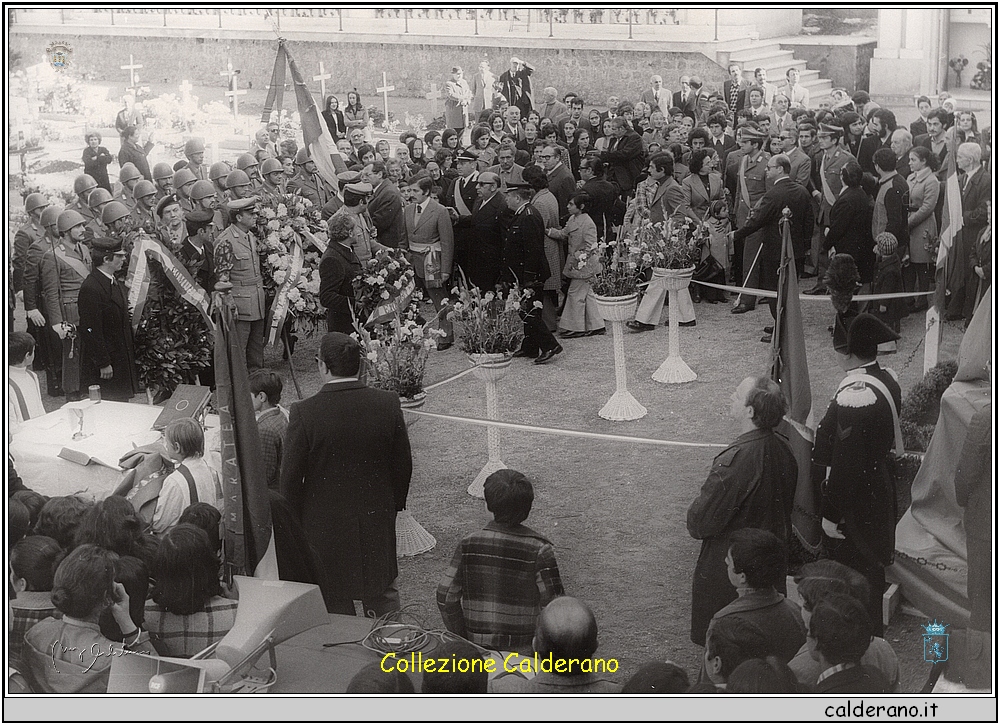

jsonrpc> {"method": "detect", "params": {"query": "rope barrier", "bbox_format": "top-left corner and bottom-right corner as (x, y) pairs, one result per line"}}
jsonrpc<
(690, 279), (936, 302)
(404, 409), (729, 449)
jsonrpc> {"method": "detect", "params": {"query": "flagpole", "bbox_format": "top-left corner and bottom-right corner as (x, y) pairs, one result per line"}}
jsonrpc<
(771, 207), (792, 382)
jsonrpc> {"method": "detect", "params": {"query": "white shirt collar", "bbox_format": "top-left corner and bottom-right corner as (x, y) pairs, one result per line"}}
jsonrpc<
(417, 198), (430, 213)
(99, 268), (115, 282)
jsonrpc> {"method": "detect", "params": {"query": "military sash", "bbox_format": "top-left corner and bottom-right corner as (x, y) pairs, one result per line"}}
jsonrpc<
(837, 372), (904, 454)
(820, 153), (837, 207)
(53, 246), (91, 281)
(738, 155), (752, 210)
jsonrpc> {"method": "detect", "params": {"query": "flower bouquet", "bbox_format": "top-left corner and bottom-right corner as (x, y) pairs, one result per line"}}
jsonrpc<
(445, 277), (530, 355)
(644, 215), (708, 270)
(354, 315), (443, 405)
(589, 230), (649, 298)
(353, 248), (419, 327)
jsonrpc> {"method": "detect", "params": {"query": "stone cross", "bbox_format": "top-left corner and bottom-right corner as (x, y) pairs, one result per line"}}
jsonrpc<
(376, 71), (395, 127)
(220, 59), (246, 121)
(313, 62), (332, 99)
(121, 54), (143, 92)
(425, 82), (442, 116)
(179, 79), (193, 103)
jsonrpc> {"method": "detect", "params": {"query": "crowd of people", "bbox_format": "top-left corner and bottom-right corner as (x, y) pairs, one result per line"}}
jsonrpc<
(8, 52), (992, 695)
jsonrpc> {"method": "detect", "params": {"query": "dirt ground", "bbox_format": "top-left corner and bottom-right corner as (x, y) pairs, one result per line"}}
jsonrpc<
(17, 285), (963, 691)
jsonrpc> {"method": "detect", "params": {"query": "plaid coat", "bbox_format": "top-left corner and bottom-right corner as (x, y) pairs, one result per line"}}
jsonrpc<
(436, 521), (563, 651)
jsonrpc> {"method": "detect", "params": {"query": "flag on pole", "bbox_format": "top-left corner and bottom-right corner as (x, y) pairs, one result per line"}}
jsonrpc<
(282, 40), (348, 185)
(214, 296), (277, 579)
(261, 42), (287, 124)
(770, 208), (820, 553)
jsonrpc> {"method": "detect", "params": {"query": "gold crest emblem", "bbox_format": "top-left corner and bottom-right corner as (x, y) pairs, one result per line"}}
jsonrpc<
(46, 41), (74, 72)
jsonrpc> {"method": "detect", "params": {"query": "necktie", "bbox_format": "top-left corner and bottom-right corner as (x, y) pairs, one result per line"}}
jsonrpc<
(415, 204), (422, 218)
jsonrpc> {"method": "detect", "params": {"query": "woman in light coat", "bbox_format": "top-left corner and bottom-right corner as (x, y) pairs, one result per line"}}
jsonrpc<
(905, 146), (940, 312)
(549, 193), (605, 336)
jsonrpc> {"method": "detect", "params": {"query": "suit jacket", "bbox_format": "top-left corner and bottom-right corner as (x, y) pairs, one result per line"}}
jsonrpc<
(539, 99), (569, 124)
(825, 186), (876, 283)
(678, 172), (725, 223)
(909, 117), (928, 139)
(546, 163), (576, 221)
(497, 65), (534, 116)
(710, 134), (738, 169)
(402, 198), (455, 279)
(601, 130), (645, 196)
(582, 178), (620, 241)
(723, 79), (749, 115)
(640, 87), (671, 116)
(501, 203), (549, 289)
(368, 179), (406, 248)
(487, 163), (525, 189)
(733, 177), (814, 263)
(649, 176), (686, 225)
(176, 239), (216, 293)
(117, 139), (153, 181)
(279, 380), (411, 602)
(454, 191), (508, 290)
(785, 147), (813, 188)
(77, 270), (139, 402)
(858, 133), (891, 175)
(318, 242), (361, 334)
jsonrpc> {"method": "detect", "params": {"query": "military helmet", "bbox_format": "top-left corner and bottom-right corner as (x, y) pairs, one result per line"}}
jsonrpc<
(40, 206), (63, 228)
(225, 168), (252, 189)
(294, 148), (310, 165)
(189, 180), (217, 202)
(57, 209), (88, 233)
(236, 153), (259, 171)
(152, 162), (175, 181)
(184, 137), (206, 156)
(101, 201), (131, 225)
(88, 188), (113, 209)
(24, 193), (48, 213)
(119, 163), (142, 185)
(209, 162), (231, 182)
(172, 168), (198, 190)
(73, 174), (99, 195)
(133, 179), (157, 199)
(260, 157), (284, 176)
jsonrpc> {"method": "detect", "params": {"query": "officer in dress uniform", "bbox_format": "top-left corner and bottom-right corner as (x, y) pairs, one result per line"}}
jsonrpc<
(18, 198), (55, 393)
(806, 123), (856, 294)
(729, 127), (771, 313)
(214, 198), (266, 370)
(812, 313), (901, 638)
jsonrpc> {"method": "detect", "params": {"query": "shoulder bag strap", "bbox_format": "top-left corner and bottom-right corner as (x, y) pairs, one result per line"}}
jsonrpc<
(177, 463), (199, 505)
(9, 379), (29, 421)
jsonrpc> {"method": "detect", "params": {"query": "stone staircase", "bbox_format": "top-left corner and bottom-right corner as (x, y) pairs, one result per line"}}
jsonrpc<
(728, 42), (833, 107)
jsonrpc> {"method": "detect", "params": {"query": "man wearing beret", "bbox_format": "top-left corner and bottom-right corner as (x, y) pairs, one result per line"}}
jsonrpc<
(155, 194), (187, 248)
(77, 237), (139, 402)
(812, 313), (901, 637)
(280, 331), (412, 616)
(215, 198), (266, 370)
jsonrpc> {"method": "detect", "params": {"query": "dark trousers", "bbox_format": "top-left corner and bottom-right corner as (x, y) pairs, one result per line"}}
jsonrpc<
(518, 295), (559, 356)
(414, 274), (453, 343)
(901, 262), (931, 312)
(824, 535), (886, 638)
(235, 318), (266, 371)
(325, 577), (400, 619)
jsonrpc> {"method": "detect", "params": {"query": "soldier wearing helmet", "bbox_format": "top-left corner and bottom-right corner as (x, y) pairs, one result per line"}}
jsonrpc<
(184, 137), (208, 181)
(14, 193), (50, 297)
(86, 188), (114, 237)
(39, 210), (94, 399)
(236, 153), (262, 187)
(22, 204), (66, 393)
(189, 179), (225, 236)
(287, 148), (335, 208)
(68, 174), (100, 226)
(172, 168), (199, 213)
(259, 157), (286, 204)
(152, 162), (176, 201)
(101, 201), (137, 262)
(209, 162), (231, 195)
(118, 162), (143, 210)
(130, 180), (159, 234)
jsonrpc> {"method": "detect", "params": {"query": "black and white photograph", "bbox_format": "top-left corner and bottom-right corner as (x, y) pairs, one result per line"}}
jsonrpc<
(5, 5), (994, 719)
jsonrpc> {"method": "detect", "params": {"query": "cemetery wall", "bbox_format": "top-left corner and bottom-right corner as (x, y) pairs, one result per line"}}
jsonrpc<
(8, 33), (727, 105)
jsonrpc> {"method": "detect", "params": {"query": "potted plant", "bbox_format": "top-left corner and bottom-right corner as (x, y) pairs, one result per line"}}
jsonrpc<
(354, 315), (441, 408)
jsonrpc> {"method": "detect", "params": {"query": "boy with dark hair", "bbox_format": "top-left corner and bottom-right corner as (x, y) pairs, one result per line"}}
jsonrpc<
(704, 616), (769, 687)
(436, 468), (563, 650)
(707, 528), (806, 664)
(811, 593), (891, 693)
(250, 369), (287, 491)
(9, 331), (45, 427)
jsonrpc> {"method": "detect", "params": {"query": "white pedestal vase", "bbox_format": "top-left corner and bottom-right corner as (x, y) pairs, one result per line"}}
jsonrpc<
(652, 266), (698, 384)
(594, 294), (647, 421)
(467, 352), (513, 498)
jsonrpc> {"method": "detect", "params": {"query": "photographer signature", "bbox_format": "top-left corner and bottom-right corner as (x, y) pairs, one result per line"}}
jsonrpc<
(49, 639), (139, 674)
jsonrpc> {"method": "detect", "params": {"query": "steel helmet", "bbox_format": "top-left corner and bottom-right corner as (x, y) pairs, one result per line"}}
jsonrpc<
(260, 157), (284, 176)
(24, 193), (48, 213)
(236, 153), (259, 171)
(294, 148), (310, 165)
(172, 168), (198, 191)
(73, 174), (98, 195)
(57, 209), (87, 234)
(119, 163), (142, 185)
(88, 188), (113, 209)
(209, 161), (231, 182)
(152, 162), (175, 181)
(101, 201), (131, 226)
(184, 137), (206, 156)
(40, 206), (63, 228)
(133, 179), (157, 199)
(225, 168), (252, 189)
(189, 180), (217, 201)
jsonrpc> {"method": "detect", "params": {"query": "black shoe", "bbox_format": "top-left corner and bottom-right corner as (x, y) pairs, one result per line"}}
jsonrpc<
(585, 328), (606, 336)
(731, 303), (755, 314)
(679, 320), (696, 327)
(436, 342), (453, 351)
(533, 345), (563, 364)
(763, 326), (774, 334)
(803, 286), (828, 295)
(513, 348), (536, 358)
(559, 330), (588, 339)
(625, 320), (655, 332)
(760, 334), (773, 343)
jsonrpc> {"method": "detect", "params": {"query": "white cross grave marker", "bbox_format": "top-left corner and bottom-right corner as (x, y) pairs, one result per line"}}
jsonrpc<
(220, 58), (246, 121)
(121, 54), (143, 92)
(313, 62), (332, 100)
(376, 72), (395, 128)
(179, 79), (193, 103)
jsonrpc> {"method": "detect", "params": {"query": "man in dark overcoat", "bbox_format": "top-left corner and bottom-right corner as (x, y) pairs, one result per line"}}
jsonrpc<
(318, 215), (362, 335)
(452, 172), (507, 291)
(77, 237), (139, 402)
(280, 332), (412, 616)
(686, 376), (797, 647)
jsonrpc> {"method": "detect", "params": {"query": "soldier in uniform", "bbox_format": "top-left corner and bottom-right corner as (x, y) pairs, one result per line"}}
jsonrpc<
(86, 188), (114, 239)
(805, 123), (856, 294)
(214, 197), (266, 370)
(117, 163), (143, 211)
(40, 210), (94, 399)
(686, 376), (798, 647)
(188, 180), (225, 237)
(287, 149), (336, 209)
(172, 169), (198, 214)
(130, 180), (159, 235)
(812, 313), (901, 637)
(235, 154), (263, 190)
(156, 194), (187, 248)
(13, 193), (49, 301)
(152, 162), (175, 202)
(179, 210), (218, 389)
(21, 201), (58, 394)
(68, 174), (100, 228)
(258, 158), (286, 205)
(209, 162), (231, 197)
(100, 201), (137, 267)
(729, 127), (771, 313)
(183, 138), (208, 181)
